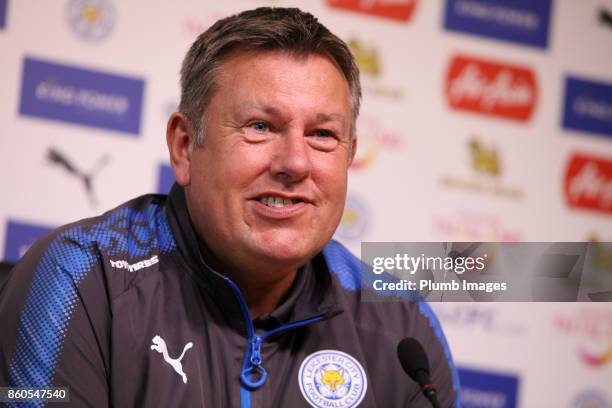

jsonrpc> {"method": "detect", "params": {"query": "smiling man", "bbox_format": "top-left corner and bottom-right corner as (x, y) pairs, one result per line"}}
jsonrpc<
(169, 49), (355, 319)
(0, 7), (459, 407)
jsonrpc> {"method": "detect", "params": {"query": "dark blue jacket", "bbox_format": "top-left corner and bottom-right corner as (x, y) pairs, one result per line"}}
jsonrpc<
(0, 184), (460, 407)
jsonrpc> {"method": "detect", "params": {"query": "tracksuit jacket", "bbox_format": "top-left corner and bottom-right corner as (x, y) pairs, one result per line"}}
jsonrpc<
(0, 184), (460, 407)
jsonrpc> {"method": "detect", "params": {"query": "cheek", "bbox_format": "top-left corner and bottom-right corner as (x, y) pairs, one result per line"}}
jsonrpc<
(313, 158), (349, 204)
(195, 145), (263, 192)
(219, 145), (270, 188)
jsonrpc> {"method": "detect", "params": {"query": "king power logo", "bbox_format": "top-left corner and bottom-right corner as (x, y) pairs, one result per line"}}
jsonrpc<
(562, 76), (612, 139)
(0, 0), (7, 30)
(3, 220), (54, 263)
(19, 57), (145, 135)
(443, 0), (552, 49)
(446, 55), (537, 122)
(326, 0), (417, 22)
(564, 154), (612, 216)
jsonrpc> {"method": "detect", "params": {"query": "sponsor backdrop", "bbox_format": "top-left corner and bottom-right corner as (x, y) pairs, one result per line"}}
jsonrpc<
(1, 0), (611, 406)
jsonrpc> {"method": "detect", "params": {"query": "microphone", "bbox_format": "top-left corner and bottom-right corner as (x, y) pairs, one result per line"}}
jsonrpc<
(397, 337), (441, 408)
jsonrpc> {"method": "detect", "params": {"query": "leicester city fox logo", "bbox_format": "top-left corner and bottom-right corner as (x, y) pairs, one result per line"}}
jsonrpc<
(315, 363), (351, 399)
(299, 350), (367, 408)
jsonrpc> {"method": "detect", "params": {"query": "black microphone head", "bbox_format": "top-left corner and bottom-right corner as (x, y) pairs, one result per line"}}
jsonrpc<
(397, 337), (430, 380)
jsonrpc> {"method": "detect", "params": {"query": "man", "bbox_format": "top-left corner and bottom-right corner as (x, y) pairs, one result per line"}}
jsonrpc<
(0, 7), (459, 407)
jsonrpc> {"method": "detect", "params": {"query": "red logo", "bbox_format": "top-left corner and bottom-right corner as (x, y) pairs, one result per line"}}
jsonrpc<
(565, 154), (612, 215)
(554, 308), (612, 369)
(445, 55), (537, 122)
(326, 0), (417, 22)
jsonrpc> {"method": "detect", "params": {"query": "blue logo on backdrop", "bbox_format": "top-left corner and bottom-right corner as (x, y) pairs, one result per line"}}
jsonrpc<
(19, 57), (145, 135)
(562, 76), (612, 139)
(157, 163), (175, 194)
(0, 0), (7, 30)
(572, 390), (610, 408)
(458, 367), (519, 408)
(443, 0), (552, 49)
(4, 220), (54, 263)
(335, 194), (370, 241)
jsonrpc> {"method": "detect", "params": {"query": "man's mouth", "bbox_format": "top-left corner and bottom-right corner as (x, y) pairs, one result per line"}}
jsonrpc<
(258, 197), (303, 208)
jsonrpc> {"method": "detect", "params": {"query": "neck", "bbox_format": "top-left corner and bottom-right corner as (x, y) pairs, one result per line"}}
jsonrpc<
(197, 241), (299, 319)
(232, 268), (298, 319)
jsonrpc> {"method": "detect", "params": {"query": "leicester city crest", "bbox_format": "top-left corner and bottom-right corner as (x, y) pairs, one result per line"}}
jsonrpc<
(299, 350), (367, 408)
(66, 0), (116, 42)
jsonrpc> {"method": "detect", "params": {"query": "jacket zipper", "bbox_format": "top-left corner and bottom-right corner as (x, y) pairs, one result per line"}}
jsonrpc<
(223, 276), (325, 392)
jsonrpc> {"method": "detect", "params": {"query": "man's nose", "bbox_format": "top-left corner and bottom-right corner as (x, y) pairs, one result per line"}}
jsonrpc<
(270, 129), (311, 184)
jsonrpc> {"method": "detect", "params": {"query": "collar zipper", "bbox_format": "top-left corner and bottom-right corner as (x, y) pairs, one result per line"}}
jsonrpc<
(223, 276), (324, 390)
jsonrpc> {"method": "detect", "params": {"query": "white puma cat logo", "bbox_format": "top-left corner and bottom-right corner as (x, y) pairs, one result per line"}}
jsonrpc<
(150, 335), (193, 384)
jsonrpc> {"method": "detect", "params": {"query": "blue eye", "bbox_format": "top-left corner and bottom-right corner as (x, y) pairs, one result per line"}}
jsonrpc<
(249, 122), (269, 132)
(307, 129), (340, 151)
(313, 129), (334, 138)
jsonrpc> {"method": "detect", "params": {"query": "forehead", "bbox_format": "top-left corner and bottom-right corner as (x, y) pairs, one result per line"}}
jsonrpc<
(211, 50), (352, 115)
(217, 49), (346, 81)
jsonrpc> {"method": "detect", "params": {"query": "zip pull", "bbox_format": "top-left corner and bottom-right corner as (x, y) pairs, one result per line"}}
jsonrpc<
(223, 276), (267, 390)
(240, 336), (267, 390)
(223, 275), (326, 392)
(250, 336), (262, 366)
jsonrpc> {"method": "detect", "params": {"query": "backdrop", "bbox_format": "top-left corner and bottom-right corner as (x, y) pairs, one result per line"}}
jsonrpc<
(1, 1), (611, 407)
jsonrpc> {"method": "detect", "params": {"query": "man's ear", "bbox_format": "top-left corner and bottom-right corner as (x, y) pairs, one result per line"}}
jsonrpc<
(348, 136), (357, 166)
(166, 112), (194, 186)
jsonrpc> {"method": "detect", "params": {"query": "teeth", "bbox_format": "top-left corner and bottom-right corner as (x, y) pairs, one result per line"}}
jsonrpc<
(259, 197), (298, 208)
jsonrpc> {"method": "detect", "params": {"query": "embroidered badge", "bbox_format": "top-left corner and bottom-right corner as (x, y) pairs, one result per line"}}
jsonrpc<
(298, 350), (367, 408)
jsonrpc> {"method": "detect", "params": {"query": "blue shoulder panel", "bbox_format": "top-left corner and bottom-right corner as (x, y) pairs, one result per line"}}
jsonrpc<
(8, 203), (176, 401)
(322, 239), (420, 301)
(417, 302), (462, 407)
(322, 240), (362, 291)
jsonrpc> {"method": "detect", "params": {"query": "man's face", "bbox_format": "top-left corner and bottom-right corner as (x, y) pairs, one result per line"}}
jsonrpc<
(183, 51), (355, 275)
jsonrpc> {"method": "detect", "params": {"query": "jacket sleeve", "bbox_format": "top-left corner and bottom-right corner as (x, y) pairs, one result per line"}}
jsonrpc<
(0, 229), (111, 407)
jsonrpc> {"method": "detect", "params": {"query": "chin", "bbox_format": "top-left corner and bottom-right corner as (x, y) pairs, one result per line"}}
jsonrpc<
(253, 238), (320, 268)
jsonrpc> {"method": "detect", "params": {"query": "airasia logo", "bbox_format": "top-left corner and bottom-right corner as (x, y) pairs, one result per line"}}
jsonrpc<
(445, 55), (537, 122)
(565, 154), (612, 215)
(326, 0), (417, 22)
